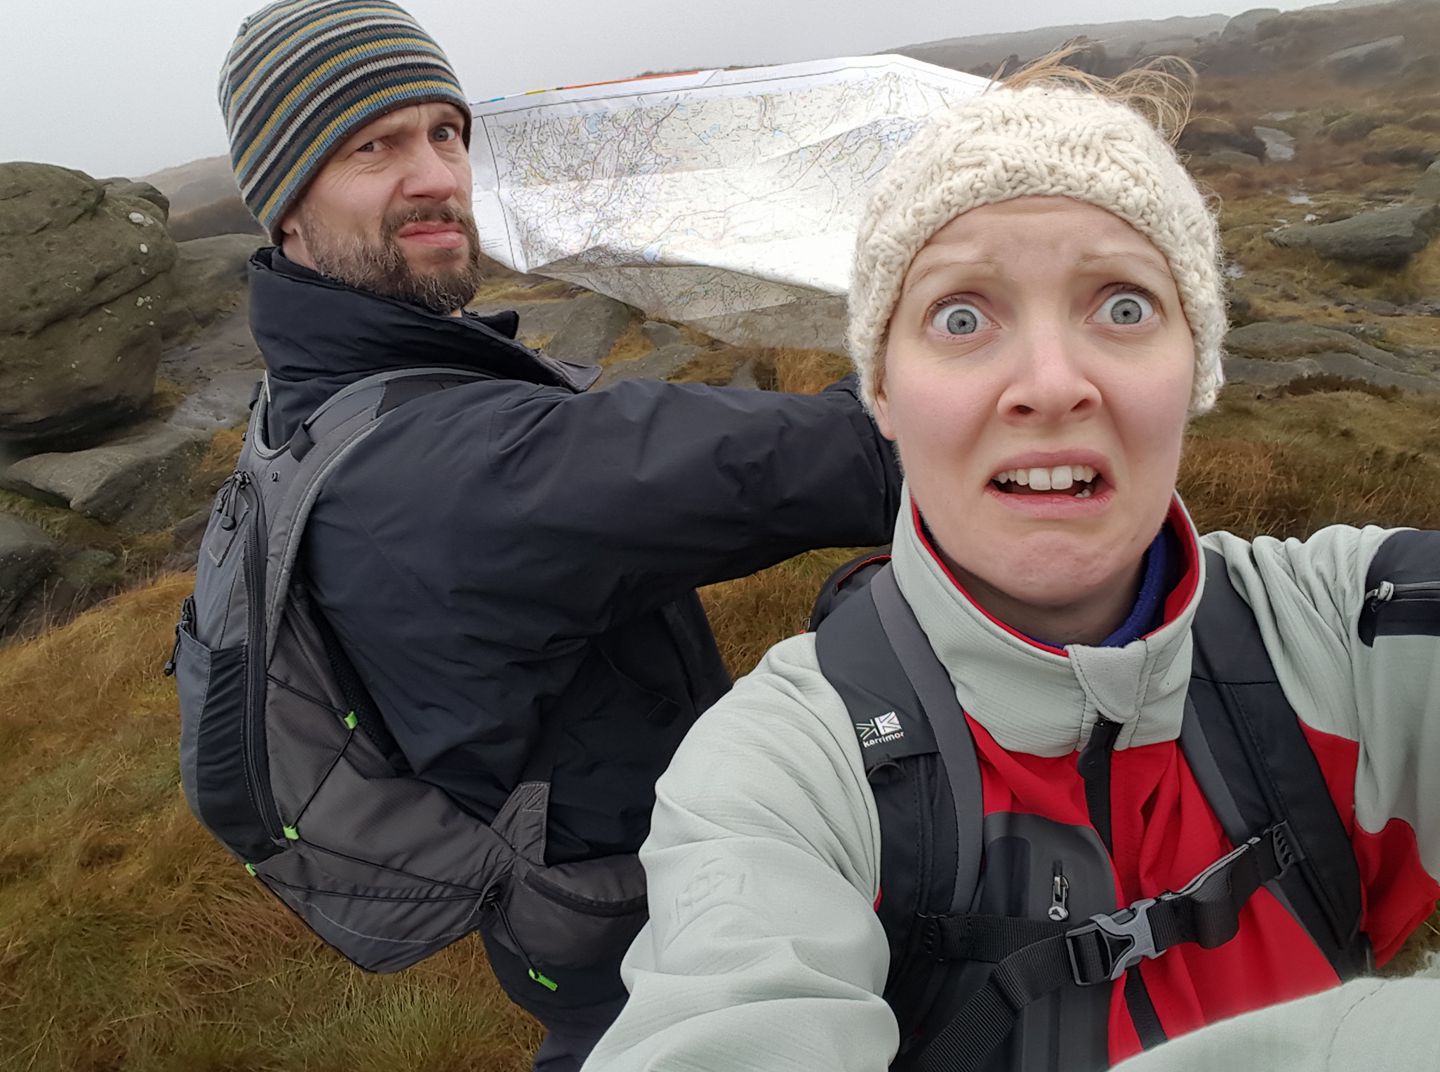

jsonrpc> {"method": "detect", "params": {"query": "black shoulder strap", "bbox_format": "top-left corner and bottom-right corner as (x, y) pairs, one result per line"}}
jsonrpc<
(1183, 549), (1370, 979)
(815, 565), (983, 1040)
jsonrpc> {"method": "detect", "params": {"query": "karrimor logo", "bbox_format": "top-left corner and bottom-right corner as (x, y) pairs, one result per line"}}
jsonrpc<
(855, 711), (904, 748)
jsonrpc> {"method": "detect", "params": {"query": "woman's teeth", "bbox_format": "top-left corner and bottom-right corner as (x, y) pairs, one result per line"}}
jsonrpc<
(992, 464), (1098, 493)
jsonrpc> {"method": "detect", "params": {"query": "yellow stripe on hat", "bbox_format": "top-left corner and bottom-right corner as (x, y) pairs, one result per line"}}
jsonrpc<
(234, 34), (442, 174)
(231, 4), (403, 103)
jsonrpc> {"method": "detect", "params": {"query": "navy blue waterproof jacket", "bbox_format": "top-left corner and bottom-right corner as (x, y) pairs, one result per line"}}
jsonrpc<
(249, 249), (903, 864)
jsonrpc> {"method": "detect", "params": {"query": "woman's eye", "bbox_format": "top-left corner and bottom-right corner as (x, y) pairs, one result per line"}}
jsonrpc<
(931, 302), (987, 336)
(1098, 291), (1154, 325)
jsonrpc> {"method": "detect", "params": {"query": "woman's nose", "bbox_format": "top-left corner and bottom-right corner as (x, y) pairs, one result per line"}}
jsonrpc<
(996, 326), (1102, 420)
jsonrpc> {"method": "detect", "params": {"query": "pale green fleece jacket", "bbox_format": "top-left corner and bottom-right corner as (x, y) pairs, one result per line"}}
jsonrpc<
(582, 496), (1440, 1072)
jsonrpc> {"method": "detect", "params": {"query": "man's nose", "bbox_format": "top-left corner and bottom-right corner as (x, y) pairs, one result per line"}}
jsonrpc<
(995, 324), (1102, 421)
(400, 142), (460, 201)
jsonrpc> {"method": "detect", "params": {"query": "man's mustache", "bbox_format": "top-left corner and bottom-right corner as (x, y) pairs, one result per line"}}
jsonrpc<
(382, 204), (475, 239)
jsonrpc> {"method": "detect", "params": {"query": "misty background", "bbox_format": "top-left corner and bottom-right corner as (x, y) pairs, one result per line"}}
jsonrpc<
(1, 0), (1324, 180)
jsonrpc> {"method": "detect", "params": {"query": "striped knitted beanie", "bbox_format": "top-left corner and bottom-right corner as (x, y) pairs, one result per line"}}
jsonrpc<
(848, 83), (1226, 415)
(219, 0), (471, 240)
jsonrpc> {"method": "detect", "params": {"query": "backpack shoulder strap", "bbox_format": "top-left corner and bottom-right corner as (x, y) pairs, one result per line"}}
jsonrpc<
(253, 367), (492, 661)
(1183, 548), (1371, 978)
(814, 564), (983, 1036)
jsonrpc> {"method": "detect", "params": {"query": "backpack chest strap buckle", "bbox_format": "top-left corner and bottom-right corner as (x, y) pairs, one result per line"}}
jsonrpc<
(1065, 896), (1166, 985)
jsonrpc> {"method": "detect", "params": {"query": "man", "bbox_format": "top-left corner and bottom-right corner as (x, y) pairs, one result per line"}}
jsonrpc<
(217, 3), (901, 1069)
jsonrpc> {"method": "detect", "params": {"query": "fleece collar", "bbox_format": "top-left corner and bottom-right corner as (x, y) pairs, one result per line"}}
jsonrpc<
(889, 485), (1205, 756)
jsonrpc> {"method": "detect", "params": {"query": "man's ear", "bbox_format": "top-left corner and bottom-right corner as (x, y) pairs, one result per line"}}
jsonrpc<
(277, 205), (313, 267)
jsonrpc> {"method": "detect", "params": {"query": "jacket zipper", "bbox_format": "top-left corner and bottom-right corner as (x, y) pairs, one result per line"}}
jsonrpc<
(235, 473), (283, 841)
(1365, 580), (1440, 610)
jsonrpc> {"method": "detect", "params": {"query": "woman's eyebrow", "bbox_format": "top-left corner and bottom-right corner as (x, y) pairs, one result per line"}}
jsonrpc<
(901, 255), (1003, 296)
(1073, 249), (1170, 277)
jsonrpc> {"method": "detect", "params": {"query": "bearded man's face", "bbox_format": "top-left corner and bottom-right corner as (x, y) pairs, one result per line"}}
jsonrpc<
(279, 101), (485, 315)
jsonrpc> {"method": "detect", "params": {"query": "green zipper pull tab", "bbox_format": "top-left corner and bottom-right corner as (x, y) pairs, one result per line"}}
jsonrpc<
(528, 968), (559, 992)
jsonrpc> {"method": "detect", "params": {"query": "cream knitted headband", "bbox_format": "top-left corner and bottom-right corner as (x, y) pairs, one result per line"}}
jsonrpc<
(847, 83), (1226, 415)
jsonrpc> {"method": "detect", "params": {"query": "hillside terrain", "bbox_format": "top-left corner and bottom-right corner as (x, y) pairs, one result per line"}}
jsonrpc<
(2, 0), (1440, 1068)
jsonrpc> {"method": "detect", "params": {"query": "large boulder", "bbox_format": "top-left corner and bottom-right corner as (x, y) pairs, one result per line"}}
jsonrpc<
(0, 512), (56, 632)
(100, 178), (169, 220)
(597, 344), (703, 387)
(542, 293), (636, 365)
(1, 420), (208, 528)
(1269, 204), (1439, 267)
(0, 163), (178, 447)
(1324, 36), (1406, 80)
(160, 233), (259, 340)
(1178, 117), (1267, 160)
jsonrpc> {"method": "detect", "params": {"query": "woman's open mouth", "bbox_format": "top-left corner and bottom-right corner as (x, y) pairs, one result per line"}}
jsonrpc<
(990, 464), (1104, 500)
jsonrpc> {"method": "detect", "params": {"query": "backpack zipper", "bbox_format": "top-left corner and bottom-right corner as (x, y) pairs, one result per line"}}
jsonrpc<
(1048, 862), (1071, 922)
(484, 887), (559, 992)
(234, 473), (283, 842)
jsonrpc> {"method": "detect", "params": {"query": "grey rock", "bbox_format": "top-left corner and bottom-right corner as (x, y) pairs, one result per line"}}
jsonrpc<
(158, 293), (262, 391)
(728, 358), (760, 390)
(1190, 149), (1263, 173)
(1179, 117), (1267, 159)
(167, 367), (263, 433)
(100, 178), (170, 221)
(1325, 113), (1383, 145)
(0, 163), (178, 446)
(1416, 160), (1440, 205)
(1226, 321), (1413, 371)
(1324, 36), (1405, 80)
(1223, 354), (1323, 387)
(1306, 352), (1438, 392)
(1221, 8), (1279, 41)
(468, 299), (584, 348)
(2, 420), (208, 528)
(1269, 204), (1439, 267)
(596, 344), (702, 387)
(0, 512), (57, 631)
(640, 320), (684, 349)
(45, 548), (121, 617)
(543, 293), (636, 365)
(161, 234), (259, 340)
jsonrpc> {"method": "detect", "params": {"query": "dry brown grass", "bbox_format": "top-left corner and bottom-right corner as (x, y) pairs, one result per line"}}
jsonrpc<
(598, 320), (654, 367)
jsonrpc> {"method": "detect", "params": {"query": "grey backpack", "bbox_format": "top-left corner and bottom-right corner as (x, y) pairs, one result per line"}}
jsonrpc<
(168, 368), (648, 979)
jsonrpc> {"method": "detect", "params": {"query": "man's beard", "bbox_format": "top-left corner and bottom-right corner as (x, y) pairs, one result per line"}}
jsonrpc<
(300, 203), (486, 314)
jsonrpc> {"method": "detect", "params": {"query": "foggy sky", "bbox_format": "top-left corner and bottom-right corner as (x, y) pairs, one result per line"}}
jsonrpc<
(3, 0), (1320, 179)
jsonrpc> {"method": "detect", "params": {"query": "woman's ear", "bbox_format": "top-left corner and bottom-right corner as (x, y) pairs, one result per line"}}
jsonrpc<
(871, 365), (896, 442)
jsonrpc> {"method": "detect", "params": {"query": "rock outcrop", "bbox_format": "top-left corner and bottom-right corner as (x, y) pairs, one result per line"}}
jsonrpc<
(1179, 117), (1268, 160)
(1269, 204), (1438, 266)
(1223, 321), (1440, 392)
(0, 163), (178, 447)
(0, 512), (56, 632)
(1, 420), (208, 529)
(160, 233), (259, 340)
(1324, 36), (1406, 80)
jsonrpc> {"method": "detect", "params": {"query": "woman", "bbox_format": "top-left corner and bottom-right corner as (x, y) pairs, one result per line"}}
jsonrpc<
(581, 59), (1440, 1072)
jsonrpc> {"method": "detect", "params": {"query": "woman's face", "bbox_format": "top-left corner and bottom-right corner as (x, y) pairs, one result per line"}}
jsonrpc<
(872, 197), (1195, 643)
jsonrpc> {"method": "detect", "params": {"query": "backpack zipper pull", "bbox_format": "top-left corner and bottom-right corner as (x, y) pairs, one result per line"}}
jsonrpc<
(219, 472), (251, 531)
(1048, 862), (1071, 922)
(163, 622), (181, 677)
(485, 887), (559, 992)
(1364, 580), (1395, 610)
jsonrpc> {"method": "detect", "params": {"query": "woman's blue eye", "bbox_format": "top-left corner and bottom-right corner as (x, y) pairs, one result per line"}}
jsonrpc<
(932, 302), (986, 336)
(1099, 291), (1154, 325)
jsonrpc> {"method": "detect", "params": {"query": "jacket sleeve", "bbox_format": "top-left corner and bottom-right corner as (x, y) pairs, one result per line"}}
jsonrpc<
(1204, 526), (1440, 964)
(1108, 972), (1440, 1072)
(582, 633), (898, 1072)
(481, 374), (902, 630)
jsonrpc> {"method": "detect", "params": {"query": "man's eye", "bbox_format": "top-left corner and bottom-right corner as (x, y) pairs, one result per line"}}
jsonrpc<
(354, 140), (377, 154)
(434, 124), (461, 142)
(1098, 291), (1154, 325)
(931, 301), (988, 336)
